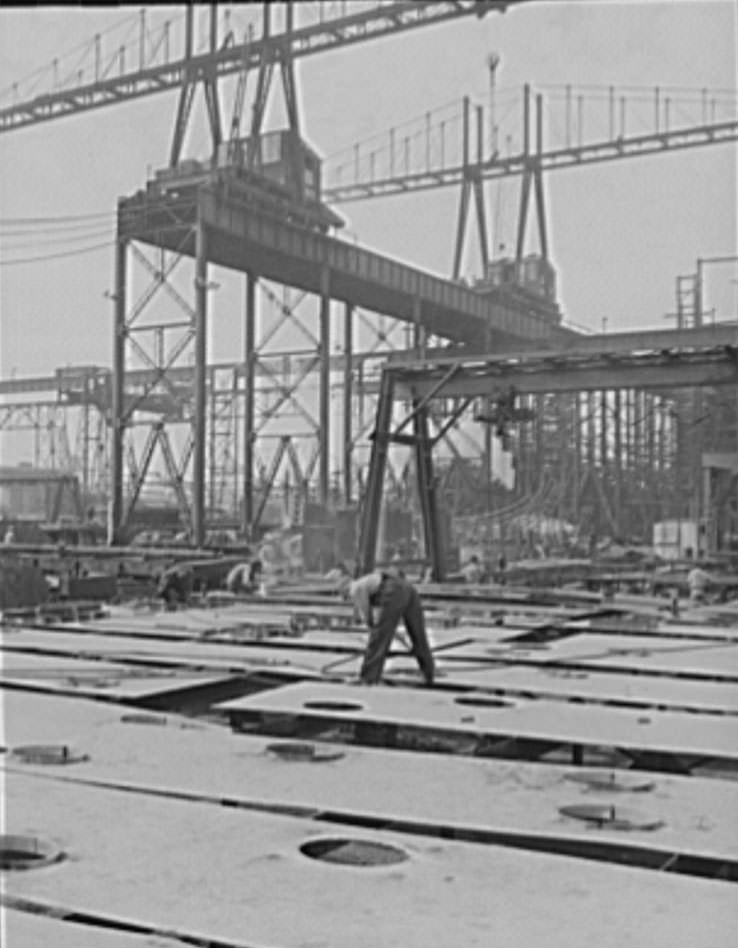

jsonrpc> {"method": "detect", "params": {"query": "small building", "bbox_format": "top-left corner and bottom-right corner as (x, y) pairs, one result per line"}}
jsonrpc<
(0, 466), (84, 523)
(652, 519), (700, 560)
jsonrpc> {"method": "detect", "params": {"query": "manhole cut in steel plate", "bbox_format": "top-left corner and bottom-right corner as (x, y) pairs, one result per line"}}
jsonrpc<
(454, 696), (514, 709)
(0, 835), (65, 871)
(120, 713), (168, 726)
(300, 837), (408, 867)
(302, 700), (364, 712)
(265, 741), (345, 763)
(564, 770), (655, 792)
(11, 744), (89, 765)
(558, 804), (664, 831)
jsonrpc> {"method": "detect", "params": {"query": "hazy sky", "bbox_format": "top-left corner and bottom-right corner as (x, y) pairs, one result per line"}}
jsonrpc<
(0, 1), (736, 383)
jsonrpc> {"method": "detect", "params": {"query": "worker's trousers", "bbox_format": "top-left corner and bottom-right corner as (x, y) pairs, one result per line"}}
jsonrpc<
(359, 576), (435, 685)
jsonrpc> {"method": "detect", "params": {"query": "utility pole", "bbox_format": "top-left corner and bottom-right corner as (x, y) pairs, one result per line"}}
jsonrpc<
(487, 52), (500, 156)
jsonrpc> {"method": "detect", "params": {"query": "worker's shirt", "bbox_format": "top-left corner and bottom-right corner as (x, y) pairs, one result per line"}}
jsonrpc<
(461, 563), (483, 584)
(225, 562), (249, 592)
(349, 572), (384, 626)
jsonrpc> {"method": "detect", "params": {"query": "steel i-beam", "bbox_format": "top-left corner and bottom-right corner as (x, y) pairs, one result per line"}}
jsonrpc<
(319, 267), (331, 506)
(356, 369), (396, 575)
(193, 221), (208, 547)
(110, 237), (128, 544)
(243, 271), (257, 535)
(344, 301), (353, 505)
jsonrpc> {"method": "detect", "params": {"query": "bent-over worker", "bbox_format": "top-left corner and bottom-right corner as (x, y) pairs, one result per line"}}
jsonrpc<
(687, 563), (711, 604)
(157, 563), (195, 609)
(344, 571), (435, 686)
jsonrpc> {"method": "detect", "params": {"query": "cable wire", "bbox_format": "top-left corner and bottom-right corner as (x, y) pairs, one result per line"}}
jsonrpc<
(0, 226), (113, 250)
(0, 210), (113, 225)
(0, 240), (115, 266)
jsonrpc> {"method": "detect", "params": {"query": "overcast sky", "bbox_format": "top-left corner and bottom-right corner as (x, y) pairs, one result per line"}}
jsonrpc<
(0, 1), (736, 383)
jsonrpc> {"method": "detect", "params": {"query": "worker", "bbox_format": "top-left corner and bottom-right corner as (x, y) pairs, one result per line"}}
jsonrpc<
(342, 571), (435, 686)
(687, 561), (711, 605)
(460, 554), (483, 584)
(225, 559), (262, 595)
(156, 563), (195, 609)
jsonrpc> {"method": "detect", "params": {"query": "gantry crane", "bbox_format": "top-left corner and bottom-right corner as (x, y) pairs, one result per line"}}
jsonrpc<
(1, 3), (736, 555)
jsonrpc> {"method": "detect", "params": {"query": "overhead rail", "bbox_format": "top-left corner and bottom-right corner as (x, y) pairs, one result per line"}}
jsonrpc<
(393, 344), (738, 400)
(2, 324), (735, 398)
(0, 1), (524, 133)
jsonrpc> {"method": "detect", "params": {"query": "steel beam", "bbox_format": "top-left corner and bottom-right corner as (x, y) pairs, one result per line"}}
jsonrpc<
(343, 301), (353, 504)
(3, 326), (736, 400)
(192, 220), (208, 547)
(243, 271), (257, 535)
(398, 348), (738, 400)
(110, 237), (127, 544)
(192, 188), (563, 346)
(414, 402), (445, 581)
(319, 267), (331, 506)
(356, 369), (396, 575)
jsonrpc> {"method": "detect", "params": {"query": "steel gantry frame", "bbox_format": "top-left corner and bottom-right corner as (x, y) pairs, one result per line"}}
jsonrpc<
(356, 337), (738, 578)
(101, 0), (566, 547)
(5, 3), (736, 553)
(112, 178), (562, 546)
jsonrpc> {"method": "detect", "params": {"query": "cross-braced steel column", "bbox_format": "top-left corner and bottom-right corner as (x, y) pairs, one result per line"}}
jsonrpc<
(319, 267), (331, 506)
(343, 301), (353, 505)
(242, 271), (257, 535)
(110, 236), (128, 544)
(193, 221), (208, 547)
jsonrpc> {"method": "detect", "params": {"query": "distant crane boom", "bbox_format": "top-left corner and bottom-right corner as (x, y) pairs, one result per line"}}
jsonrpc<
(324, 118), (738, 203)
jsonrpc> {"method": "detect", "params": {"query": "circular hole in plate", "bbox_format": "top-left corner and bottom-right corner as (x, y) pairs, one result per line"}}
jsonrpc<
(265, 741), (344, 763)
(564, 770), (655, 792)
(120, 713), (168, 726)
(558, 803), (663, 831)
(454, 696), (513, 709)
(303, 701), (364, 712)
(11, 744), (88, 766)
(300, 837), (408, 867)
(0, 835), (65, 871)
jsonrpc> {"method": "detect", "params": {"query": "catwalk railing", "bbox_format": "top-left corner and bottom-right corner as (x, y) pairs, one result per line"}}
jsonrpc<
(323, 84), (738, 202)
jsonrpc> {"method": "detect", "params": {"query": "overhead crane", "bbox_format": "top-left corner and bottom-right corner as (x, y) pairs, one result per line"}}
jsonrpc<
(102, 1), (567, 546)
(357, 338), (738, 578)
(2, 3), (736, 552)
